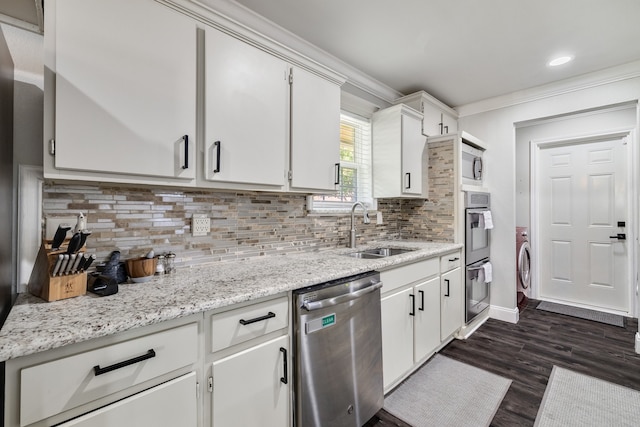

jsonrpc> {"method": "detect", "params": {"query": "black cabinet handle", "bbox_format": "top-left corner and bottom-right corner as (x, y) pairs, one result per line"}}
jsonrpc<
(449, 257), (460, 262)
(405, 172), (411, 189)
(334, 163), (341, 185)
(213, 141), (221, 173)
(93, 349), (156, 376)
(182, 135), (189, 169)
(444, 279), (450, 297)
(239, 311), (275, 325)
(409, 294), (415, 316)
(418, 290), (425, 311)
(280, 347), (288, 384)
(444, 125), (449, 134)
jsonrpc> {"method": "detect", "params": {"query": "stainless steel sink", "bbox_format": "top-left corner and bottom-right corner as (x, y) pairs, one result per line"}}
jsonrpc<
(346, 247), (415, 259)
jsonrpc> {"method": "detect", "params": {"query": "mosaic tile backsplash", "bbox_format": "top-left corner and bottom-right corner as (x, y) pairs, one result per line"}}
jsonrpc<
(41, 142), (454, 269)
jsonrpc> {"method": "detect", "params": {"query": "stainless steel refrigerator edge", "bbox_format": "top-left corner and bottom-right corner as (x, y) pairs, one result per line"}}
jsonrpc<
(0, 25), (16, 330)
(293, 271), (384, 427)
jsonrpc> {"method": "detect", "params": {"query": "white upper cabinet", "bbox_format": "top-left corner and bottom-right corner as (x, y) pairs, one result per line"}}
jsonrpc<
(47, 0), (197, 184)
(395, 91), (458, 137)
(203, 26), (289, 189)
(372, 104), (427, 198)
(289, 66), (341, 192)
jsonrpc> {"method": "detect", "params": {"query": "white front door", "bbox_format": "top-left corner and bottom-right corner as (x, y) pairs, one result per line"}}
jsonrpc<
(537, 136), (629, 313)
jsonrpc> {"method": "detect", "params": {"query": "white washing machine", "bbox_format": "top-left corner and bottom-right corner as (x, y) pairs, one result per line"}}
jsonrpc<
(516, 226), (531, 311)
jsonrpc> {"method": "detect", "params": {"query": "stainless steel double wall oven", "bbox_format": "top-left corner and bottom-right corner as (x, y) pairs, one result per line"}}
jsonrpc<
(465, 191), (491, 323)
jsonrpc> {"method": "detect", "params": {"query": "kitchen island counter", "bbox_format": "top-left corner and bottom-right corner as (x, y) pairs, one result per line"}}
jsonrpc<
(0, 241), (461, 361)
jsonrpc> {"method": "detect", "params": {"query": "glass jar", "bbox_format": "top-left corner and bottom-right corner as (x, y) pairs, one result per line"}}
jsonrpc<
(155, 255), (165, 275)
(166, 253), (176, 274)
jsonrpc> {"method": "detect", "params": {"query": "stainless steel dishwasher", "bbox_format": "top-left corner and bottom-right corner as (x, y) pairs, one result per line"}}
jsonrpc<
(293, 271), (384, 427)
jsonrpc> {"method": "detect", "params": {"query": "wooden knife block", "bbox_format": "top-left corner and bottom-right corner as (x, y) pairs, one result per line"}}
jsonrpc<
(28, 242), (87, 302)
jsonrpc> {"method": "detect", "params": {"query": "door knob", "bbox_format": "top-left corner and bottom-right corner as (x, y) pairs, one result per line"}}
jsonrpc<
(609, 233), (626, 240)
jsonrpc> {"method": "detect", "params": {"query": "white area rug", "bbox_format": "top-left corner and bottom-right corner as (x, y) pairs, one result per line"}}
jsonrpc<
(384, 354), (511, 427)
(535, 366), (640, 426)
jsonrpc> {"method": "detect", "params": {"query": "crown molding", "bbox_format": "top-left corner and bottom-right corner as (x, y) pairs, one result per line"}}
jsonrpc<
(456, 60), (640, 118)
(186, 0), (402, 104)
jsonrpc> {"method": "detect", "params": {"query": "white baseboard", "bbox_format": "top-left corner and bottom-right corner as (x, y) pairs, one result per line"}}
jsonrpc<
(489, 305), (519, 324)
(456, 313), (489, 339)
(636, 332), (640, 354)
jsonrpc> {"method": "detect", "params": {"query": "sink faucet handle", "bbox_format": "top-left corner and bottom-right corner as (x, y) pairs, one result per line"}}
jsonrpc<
(363, 211), (370, 224)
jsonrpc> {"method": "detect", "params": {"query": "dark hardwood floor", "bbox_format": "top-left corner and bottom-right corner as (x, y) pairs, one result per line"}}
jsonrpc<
(365, 298), (640, 426)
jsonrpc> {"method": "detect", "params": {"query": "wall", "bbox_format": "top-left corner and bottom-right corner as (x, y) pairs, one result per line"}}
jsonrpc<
(457, 67), (640, 318)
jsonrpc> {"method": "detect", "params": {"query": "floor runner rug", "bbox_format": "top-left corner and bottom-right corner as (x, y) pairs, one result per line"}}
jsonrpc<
(384, 354), (511, 427)
(536, 301), (624, 327)
(535, 365), (640, 426)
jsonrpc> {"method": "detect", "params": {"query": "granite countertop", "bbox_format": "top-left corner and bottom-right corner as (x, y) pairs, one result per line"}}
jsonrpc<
(0, 240), (461, 362)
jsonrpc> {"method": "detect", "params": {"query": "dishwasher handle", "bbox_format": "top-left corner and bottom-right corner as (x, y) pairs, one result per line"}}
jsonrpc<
(302, 281), (382, 311)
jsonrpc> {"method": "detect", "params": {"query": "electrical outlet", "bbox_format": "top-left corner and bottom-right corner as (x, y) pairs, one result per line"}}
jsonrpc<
(192, 214), (211, 236)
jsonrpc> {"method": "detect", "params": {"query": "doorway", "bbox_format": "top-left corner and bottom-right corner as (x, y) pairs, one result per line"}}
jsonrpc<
(532, 131), (634, 316)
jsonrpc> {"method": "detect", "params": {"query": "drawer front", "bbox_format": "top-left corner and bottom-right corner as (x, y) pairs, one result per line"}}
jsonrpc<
(20, 323), (198, 426)
(210, 296), (288, 353)
(440, 251), (462, 273)
(380, 257), (439, 294)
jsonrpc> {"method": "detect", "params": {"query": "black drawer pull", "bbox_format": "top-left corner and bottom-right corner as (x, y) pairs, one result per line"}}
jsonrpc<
(239, 311), (276, 325)
(409, 294), (415, 316)
(213, 141), (221, 173)
(280, 347), (288, 384)
(449, 257), (460, 262)
(418, 290), (425, 311)
(182, 135), (189, 169)
(93, 349), (156, 376)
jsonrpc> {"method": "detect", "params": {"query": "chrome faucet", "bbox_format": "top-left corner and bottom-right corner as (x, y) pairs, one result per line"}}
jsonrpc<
(349, 202), (370, 248)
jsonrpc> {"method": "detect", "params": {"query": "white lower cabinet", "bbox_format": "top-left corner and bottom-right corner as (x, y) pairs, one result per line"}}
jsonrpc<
(59, 372), (197, 427)
(441, 267), (463, 341)
(211, 336), (289, 427)
(381, 277), (440, 390)
(381, 287), (414, 388)
(380, 251), (462, 391)
(4, 317), (201, 427)
(413, 277), (442, 361)
(206, 295), (290, 427)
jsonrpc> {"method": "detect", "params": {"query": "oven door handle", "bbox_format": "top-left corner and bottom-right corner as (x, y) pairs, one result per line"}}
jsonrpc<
(302, 281), (382, 311)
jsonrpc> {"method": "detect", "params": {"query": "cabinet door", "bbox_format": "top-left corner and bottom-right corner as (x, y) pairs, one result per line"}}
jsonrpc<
(290, 66), (341, 192)
(381, 288), (414, 390)
(212, 335), (289, 427)
(54, 0), (196, 180)
(204, 27), (288, 188)
(413, 277), (441, 362)
(59, 372), (197, 427)
(421, 101), (443, 137)
(442, 112), (458, 135)
(401, 113), (425, 196)
(441, 267), (463, 340)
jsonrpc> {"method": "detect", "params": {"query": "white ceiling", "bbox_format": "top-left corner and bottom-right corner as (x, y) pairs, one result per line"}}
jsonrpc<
(234, 0), (640, 107)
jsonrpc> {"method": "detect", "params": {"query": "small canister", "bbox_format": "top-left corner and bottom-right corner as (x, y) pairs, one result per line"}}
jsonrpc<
(166, 253), (176, 274)
(155, 255), (165, 275)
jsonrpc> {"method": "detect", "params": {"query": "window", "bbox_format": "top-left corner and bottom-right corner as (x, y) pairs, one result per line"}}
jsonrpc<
(310, 112), (374, 211)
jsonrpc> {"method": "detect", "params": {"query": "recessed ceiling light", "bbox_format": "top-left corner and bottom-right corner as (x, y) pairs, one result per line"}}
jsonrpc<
(548, 56), (573, 67)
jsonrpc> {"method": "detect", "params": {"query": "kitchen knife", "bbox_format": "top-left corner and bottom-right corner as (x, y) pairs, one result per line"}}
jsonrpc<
(50, 224), (71, 251)
(51, 254), (64, 276)
(72, 253), (84, 273)
(65, 254), (76, 275)
(78, 230), (92, 250)
(66, 232), (82, 254)
(58, 254), (70, 276)
(82, 254), (96, 271)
